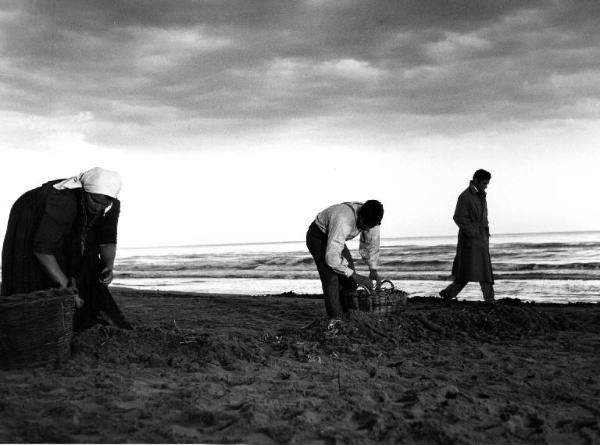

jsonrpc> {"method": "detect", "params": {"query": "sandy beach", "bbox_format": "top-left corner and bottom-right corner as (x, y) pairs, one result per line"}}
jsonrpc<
(1, 287), (599, 444)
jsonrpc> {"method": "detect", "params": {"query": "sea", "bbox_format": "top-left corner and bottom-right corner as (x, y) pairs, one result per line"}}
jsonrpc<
(113, 231), (600, 304)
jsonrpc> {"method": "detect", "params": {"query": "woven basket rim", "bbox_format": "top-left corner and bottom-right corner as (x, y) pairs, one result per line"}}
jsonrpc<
(0, 289), (76, 308)
(354, 280), (407, 314)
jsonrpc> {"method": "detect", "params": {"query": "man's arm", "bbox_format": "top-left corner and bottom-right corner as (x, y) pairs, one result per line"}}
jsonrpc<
(360, 226), (381, 287)
(453, 195), (479, 238)
(324, 214), (374, 291)
(325, 227), (354, 277)
(359, 225), (380, 268)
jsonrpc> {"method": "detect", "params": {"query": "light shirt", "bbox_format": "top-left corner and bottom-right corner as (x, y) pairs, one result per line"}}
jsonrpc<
(314, 202), (380, 277)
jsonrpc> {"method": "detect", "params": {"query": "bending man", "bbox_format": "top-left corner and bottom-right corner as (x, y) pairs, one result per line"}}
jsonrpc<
(306, 200), (384, 319)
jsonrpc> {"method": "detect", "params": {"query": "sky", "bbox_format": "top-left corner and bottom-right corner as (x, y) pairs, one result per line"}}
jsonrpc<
(1, 0), (599, 247)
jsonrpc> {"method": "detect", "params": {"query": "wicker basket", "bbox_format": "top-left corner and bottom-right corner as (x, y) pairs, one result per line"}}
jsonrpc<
(355, 280), (407, 315)
(0, 289), (75, 369)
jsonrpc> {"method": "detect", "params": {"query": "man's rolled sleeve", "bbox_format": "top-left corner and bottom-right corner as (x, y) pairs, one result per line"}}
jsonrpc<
(359, 225), (380, 270)
(325, 221), (354, 277)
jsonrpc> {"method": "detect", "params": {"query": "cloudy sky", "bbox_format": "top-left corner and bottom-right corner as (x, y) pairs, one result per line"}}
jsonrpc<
(1, 0), (599, 247)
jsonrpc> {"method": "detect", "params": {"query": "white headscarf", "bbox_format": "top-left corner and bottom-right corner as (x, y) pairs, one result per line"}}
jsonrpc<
(53, 167), (122, 198)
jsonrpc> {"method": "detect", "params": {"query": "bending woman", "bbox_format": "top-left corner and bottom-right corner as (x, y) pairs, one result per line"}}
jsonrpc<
(1, 167), (132, 331)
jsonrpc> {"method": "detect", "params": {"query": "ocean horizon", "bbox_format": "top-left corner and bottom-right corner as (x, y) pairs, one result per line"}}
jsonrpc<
(114, 230), (600, 304)
(118, 230), (600, 250)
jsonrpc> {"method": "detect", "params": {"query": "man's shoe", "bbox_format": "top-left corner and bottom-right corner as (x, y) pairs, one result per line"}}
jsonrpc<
(100, 309), (134, 330)
(439, 289), (451, 300)
(439, 289), (455, 306)
(326, 317), (342, 336)
(327, 317), (342, 330)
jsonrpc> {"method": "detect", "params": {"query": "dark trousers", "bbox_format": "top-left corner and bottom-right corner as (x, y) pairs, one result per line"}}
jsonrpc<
(443, 281), (495, 303)
(306, 222), (357, 318)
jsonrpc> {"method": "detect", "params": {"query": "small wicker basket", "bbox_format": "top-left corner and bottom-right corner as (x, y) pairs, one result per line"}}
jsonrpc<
(0, 289), (75, 369)
(355, 280), (407, 315)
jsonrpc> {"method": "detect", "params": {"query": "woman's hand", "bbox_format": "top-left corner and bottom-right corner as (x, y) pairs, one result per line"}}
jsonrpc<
(67, 277), (84, 308)
(99, 267), (114, 285)
(99, 244), (116, 285)
(73, 295), (85, 308)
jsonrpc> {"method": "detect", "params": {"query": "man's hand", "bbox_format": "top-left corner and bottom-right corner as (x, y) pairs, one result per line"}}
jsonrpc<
(470, 233), (488, 248)
(481, 233), (491, 247)
(99, 267), (114, 285)
(352, 272), (374, 293)
(369, 269), (381, 290)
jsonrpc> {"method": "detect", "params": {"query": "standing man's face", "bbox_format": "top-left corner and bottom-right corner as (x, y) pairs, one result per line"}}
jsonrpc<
(474, 178), (490, 192)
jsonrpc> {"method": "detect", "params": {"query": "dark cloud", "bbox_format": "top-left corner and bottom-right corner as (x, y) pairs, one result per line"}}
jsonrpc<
(1, 0), (599, 147)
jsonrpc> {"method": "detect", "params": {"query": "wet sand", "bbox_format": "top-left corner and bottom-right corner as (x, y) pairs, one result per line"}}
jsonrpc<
(1, 287), (599, 444)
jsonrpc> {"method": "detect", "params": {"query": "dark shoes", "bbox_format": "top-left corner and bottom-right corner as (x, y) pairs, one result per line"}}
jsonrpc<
(439, 289), (455, 306)
(101, 310), (134, 330)
(326, 317), (343, 337)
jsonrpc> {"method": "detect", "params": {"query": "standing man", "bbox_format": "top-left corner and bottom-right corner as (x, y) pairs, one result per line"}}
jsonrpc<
(440, 169), (495, 304)
(306, 200), (384, 319)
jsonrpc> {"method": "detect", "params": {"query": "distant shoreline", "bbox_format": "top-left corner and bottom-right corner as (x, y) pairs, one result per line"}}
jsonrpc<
(119, 229), (600, 250)
(112, 286), (600, 306)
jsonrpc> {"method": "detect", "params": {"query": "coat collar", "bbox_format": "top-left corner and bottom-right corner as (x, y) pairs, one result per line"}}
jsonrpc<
(469, 181), (486, 198)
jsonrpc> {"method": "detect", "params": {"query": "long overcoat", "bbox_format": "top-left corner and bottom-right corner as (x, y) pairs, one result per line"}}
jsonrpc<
(451, 183), (494, 283)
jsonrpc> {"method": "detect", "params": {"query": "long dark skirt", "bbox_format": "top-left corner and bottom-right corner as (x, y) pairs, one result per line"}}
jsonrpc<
(70, 248), (131, 331)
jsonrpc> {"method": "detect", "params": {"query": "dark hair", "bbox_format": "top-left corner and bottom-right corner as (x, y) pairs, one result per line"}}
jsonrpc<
(473, 169), (491, 181)
(359, 200), (384, 226)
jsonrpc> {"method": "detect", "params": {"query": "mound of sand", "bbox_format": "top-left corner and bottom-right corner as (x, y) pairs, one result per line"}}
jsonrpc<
(71, 298), (594, 373)
(1, 291), (599, 444)
(72, 322), (267, 371)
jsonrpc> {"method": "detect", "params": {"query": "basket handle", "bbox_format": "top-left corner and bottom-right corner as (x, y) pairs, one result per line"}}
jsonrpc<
(356, 283), (375, 295)
(379, 279), (394, 291)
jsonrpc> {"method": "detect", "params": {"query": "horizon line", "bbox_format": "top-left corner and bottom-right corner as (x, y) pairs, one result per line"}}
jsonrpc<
(120, 229), (600, 250)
